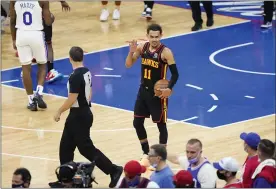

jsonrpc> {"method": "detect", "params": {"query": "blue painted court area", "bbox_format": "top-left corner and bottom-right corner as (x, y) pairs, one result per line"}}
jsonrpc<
(1, 21), (275, 127)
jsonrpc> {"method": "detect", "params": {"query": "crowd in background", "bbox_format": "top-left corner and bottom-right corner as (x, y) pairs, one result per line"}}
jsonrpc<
(11, 132), (276, 188)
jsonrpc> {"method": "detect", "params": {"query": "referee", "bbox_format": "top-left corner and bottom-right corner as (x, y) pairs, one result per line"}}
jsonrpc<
(53, 46), (123, 188)
(188, 1), (214, 31)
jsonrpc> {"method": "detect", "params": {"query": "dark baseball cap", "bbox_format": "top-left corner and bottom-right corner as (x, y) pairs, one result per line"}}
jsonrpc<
(124, 160), (146, 177)
(240, 132), (261, 149)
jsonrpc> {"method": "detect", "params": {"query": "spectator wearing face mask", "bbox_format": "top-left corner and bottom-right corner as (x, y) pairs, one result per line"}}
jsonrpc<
(213, 157), (243, 188)
(116, 160), (159, 188)
(12, 168), (32, 188)
(239, 132), (261, 188)
(167, 138), (217, 188)
(173, 170), (195, 188)
(148, 144), (175, 188)
(252, 139), (276, 188)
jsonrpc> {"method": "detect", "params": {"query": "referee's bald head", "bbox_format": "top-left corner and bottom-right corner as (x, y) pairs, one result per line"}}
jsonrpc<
(69, 46), (84, 62)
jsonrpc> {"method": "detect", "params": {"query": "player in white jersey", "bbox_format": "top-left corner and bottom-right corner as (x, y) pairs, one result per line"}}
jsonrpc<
(10, 1), (53, 111)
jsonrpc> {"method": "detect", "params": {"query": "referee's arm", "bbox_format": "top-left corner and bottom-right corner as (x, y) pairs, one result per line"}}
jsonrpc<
(54, 75), (81, 122)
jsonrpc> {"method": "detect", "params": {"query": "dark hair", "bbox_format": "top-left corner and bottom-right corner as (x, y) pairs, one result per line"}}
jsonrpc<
(69, 46), (84, 62)
(147, 23), (162, 34)
(231, 172), (237, 177)
(13, 168), (32, 183)
(258, 139), (275, 160)
(150, 144), (167, 160)
(187, 138), (203, 149)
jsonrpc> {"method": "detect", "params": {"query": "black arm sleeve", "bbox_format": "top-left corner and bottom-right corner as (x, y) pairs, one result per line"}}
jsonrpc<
(69, 74), (82, 94)
(168, 64), (179, 90)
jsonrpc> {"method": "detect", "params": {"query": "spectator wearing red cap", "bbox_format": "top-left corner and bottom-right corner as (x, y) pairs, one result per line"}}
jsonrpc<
(252, 139), (276, 188)
(116, 160), (159, 188)
(239, 132), (261, 188)
(213, 157), (243, 188)
(173, 170), (195, 188)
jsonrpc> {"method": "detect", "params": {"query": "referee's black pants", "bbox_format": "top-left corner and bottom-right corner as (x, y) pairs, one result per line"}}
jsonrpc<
(59, 108), (114, 175)
(263, 1), (274, 23)
(188, 1), (213, 24)
(1, 5), (7, 17)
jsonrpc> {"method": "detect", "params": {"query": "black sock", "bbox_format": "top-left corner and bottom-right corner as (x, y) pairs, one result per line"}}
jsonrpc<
(47, 61), (53, 72)
(141, 141), (149, 155)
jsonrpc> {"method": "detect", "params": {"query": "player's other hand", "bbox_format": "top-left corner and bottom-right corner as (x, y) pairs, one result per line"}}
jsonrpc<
(129, 40), (137, 53)
(54, 111), (61, 122)
(158, 88), (172, 99)
(61, 1), (70, 12)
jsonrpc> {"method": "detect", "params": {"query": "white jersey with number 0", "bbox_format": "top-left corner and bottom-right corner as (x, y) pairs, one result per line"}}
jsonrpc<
(15, 1), (43, 31)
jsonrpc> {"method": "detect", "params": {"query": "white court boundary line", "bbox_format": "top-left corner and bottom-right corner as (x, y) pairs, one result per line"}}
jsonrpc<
(1, 20), (250, 72)
(213, 114), (275, 129)
(1, 152), (181, 171)
(1, 84), (209, 129)
(1, 117), (211, 134)
(209, 42), (276, 76)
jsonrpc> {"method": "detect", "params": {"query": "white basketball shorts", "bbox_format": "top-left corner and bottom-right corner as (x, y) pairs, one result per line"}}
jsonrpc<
(16, 29), (47, 65)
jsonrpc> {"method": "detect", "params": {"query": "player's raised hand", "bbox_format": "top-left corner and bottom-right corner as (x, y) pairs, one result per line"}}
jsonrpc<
(129, 40), (137, 53)
(61, 1), (70, 12)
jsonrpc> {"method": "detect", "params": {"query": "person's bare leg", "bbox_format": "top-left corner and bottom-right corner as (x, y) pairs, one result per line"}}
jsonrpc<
(22, 64), (37, 111)
(33, 63), (47, 109)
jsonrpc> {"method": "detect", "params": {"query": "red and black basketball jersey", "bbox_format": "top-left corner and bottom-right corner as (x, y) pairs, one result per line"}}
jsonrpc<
(140, 42), (168, 90)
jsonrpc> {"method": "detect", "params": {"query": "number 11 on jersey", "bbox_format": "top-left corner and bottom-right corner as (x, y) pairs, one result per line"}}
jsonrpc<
(144, 68), (151, 80)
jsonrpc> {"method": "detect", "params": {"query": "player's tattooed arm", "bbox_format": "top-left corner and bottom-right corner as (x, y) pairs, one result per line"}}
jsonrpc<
(125, 40), (143, 68)
(41, 1), (52, 26)
(9, 1), (16, 46)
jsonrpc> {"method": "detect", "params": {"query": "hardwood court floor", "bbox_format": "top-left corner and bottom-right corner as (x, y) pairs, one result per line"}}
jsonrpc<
(1, 2), (275, 188)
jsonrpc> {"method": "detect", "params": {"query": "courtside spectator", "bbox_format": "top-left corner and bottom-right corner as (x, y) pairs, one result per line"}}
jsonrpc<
(239, 132), (261, 188)
(252, 139), (276, 188)
(173, 170), (195, 188)
(149, 144), (175, 188)
(167, 139), (217, 188)
(213, 157), (243, 188)
(116, 160), (159, 188)
(12, 168), (31, 188)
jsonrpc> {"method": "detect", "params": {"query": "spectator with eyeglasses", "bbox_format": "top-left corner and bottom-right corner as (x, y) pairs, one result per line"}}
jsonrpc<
(148, 144), (175, 188)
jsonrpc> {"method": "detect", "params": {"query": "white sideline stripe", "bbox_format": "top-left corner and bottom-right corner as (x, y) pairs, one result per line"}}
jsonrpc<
(1, 79), (19, 84)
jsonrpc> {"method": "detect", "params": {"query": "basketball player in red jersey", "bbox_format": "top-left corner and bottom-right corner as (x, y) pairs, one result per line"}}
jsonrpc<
(125, 23), (179, 157)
